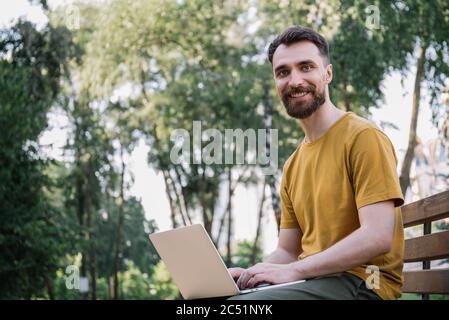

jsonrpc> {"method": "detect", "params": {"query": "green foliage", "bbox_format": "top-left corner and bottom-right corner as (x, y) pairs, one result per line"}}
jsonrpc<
(148, 261), (180, 300)
(118, 261), (153, 299)
(230, 240), (264, 269)
(0, 19), (77, 298)
(119, 260), (179, 300)
(94, 197), (160, 279)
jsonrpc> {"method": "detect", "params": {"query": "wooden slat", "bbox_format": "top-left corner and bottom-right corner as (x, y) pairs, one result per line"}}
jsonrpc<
(404, 231), (449, 262)
(403, 269), (449, 294)
(402, 190), (449, 228)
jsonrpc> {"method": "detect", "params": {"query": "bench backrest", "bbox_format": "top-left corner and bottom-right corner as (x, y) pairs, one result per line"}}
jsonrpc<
(401, 189), (449, 299)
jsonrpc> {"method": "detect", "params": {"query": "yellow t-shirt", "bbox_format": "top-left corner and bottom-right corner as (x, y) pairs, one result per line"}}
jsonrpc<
(280, 112), (404, 300)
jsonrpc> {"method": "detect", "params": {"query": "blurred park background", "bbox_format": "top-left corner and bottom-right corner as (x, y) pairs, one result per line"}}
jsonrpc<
(1, 0), (449, 299)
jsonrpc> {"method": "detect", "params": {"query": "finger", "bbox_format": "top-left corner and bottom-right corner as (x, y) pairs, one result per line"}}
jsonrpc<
(230, 267), (244, 277)
(236, 273), (244, 289)
(246, 274), (264, 289)
(241, 271), (254, 289)
(237, 271), (251, 289)
(229, 269), (238, 279)
(248, 273), (271, 288)
(237, 265), (264, 289)
(232, 270), (243, 281)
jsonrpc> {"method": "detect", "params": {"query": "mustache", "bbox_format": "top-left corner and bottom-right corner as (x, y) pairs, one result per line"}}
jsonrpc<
(284, 85), (316, 96)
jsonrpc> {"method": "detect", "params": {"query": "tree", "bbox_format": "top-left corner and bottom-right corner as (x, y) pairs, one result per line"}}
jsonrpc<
(61, 87), (113, 299)
(94, 196), (159, 299)
(0, 19), (77, 298)
(385, 1), (449, 195)
(78, 0), (266, 244)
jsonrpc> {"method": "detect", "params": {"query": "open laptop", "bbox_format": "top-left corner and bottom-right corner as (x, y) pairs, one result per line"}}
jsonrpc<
(149, 224), (305, 299)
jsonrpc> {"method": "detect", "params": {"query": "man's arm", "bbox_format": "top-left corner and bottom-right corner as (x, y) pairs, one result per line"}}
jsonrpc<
(264, 228), (303, 263)
(228, 228), (302, 281)
(239, 200), (395, 289)
(290, 200), (394, 279)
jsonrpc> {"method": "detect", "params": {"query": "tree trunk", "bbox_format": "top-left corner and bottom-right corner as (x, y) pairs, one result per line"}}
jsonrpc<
(251, 178), (266, 265)
(400, 43), (428, 195)
(163, 169), (181, 228)
(173, 165), (193, 225)
(154, 145), (176, 226)
(199, 165), (213, 236)
(262, 81), (281, 231)
(113, 144), (126, 300)
(107, 276), (114, 300)
(89, 233), (97, 300)
(105, 189), (115, 300)
(226, 168), (233, 266)
(168, 169), (188, 226)
(163, 171), (183, 228)
(214, 168), (249, 245)
(151, 125), (179, 228)
(85, 169), (97, 300)
(75, 158), (88, 299)
(343, 80), (352, 111)
(43, 272), (54, 300)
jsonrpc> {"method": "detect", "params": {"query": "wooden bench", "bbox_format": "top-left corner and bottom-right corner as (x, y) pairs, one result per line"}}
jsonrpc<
(401, 189), (449, 299)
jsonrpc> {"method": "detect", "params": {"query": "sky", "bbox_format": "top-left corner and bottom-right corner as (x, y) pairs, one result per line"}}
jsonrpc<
(1, 0), (442, 254)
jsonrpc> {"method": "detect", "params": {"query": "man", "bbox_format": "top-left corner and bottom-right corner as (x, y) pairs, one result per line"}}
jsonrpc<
(228, 26), (404, 300)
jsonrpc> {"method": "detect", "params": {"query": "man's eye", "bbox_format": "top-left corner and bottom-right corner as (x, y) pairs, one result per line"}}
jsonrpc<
(302, 65), (312, 71)
(278, 70), (289, 77)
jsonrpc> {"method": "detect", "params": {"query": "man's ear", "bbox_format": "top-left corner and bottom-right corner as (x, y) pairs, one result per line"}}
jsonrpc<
(325, 64), (333, 84)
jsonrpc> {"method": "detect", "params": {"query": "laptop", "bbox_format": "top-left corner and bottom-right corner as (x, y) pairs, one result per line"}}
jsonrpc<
(149, 224), (305, 299)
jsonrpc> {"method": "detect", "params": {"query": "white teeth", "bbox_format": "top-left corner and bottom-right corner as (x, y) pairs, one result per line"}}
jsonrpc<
(291, 92), (307, 97)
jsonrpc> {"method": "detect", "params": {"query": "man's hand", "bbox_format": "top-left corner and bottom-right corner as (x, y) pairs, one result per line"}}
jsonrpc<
(236, 262), (302, 289)
(228, 267), (245, 282)
(228, 229), (302, 289)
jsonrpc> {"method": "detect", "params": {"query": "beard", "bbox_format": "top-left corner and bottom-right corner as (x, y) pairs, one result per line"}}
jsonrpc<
(281, 84), (326, 119)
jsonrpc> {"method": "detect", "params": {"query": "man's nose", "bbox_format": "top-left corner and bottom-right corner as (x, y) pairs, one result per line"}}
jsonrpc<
(289, 69), (306, 87)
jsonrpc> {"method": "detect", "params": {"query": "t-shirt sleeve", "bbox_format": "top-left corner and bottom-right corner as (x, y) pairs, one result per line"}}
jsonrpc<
(350, 128), (404, 209)
(279, 166), (300, 229)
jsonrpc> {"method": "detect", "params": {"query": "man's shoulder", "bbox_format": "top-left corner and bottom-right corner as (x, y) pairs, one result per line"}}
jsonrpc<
(282, 145), (300, 173)
(341, 113), (395, 148)
(281, 113), (389, 171)
(342, 113), (398, 166)
(344, 112), (381, 135)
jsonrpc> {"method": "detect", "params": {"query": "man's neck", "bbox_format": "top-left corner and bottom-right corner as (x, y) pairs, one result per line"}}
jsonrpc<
(299, 101), (347, 143)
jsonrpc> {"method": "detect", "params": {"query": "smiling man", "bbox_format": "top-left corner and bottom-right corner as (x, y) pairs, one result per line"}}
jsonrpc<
(228, 26), (405, 300)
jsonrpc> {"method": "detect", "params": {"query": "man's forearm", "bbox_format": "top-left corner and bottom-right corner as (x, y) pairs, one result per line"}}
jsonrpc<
(291, 226), (390, 279)
(264, 247), (299, 264)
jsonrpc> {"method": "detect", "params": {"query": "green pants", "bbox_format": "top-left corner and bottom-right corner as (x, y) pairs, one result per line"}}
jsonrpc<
(228, 272), (381, 300)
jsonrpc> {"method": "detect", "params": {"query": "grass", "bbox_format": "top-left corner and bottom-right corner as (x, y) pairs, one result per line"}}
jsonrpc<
(400, 293), (449, 300)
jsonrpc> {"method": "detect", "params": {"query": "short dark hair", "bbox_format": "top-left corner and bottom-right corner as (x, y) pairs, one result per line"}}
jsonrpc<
(267, 26), (330, 65)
